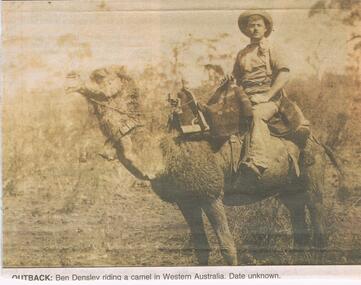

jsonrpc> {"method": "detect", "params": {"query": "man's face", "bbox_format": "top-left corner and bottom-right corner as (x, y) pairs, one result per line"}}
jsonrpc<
(246, 16), (267, 40)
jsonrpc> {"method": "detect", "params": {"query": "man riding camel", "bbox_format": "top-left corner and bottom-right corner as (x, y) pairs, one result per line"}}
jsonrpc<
(231, 10), (310, 177)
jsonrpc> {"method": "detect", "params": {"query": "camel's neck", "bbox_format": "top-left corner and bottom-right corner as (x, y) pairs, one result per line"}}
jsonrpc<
(78, 76), (167, 181)
(116, 124), (167, 181)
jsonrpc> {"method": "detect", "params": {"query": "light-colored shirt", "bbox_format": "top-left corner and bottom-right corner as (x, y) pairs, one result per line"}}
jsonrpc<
(232, 39), (289, 95)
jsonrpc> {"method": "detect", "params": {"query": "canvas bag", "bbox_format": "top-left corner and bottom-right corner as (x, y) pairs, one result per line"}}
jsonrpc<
(204, 82), (252, 137)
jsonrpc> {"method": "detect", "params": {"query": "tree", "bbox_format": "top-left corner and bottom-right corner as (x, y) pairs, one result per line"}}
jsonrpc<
(309, 0), (361, 80)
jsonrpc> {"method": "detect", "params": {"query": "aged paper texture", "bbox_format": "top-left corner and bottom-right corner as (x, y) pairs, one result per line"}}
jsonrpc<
(2, 0), (361, 281)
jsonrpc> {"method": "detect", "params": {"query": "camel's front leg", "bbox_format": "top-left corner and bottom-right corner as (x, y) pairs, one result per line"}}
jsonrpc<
(177, 199), (210, 265)
(202, 198), (238, 265)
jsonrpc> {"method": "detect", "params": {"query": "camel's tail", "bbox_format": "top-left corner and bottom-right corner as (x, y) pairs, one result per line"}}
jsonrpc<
(319, 140), (349, 200)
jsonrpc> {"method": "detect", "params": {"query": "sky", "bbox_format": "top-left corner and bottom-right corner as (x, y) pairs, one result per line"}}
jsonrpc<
(2, 0), (353, 93)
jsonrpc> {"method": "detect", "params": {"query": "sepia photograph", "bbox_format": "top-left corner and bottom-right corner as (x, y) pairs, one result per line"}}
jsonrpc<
(2, 0), (361, 274)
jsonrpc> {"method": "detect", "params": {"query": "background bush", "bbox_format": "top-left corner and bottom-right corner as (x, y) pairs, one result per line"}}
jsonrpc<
(3, 32), (361, 266)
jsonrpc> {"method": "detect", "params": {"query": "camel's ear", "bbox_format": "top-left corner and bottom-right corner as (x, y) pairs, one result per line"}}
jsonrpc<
(66, 71), (81, 81)
(65, 71), (83, 94)
(90, 68), (107, 82)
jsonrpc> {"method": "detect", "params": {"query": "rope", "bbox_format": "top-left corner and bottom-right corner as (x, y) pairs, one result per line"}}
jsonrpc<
(88, 96), (195, 116)
(88, 97), (160, 116)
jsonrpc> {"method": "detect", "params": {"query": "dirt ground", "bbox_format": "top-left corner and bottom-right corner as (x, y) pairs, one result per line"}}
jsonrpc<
(3, 137), (361, 267)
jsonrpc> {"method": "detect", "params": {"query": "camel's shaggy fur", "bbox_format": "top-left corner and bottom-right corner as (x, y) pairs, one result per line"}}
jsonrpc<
(153, 136), (224, 202)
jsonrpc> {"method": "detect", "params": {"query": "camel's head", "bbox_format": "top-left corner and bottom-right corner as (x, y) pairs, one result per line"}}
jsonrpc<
(66, 65), (138, 104)
(66, 66), (166, 182)
(66, 65), (143, 143)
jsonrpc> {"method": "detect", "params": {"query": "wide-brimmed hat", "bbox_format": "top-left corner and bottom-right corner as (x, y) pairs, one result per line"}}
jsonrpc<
(238, 10), (273, 38)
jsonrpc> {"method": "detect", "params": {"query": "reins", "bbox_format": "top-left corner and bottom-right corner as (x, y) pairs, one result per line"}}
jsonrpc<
(88, 96), (195, 116)
(88, 98), (139, 115)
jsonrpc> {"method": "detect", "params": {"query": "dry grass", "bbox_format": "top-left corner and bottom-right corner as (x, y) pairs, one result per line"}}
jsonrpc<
(3, 36), (361, 266)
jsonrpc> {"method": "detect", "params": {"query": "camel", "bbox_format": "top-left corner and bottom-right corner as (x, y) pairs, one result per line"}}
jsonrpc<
(66, 66), (344, 265)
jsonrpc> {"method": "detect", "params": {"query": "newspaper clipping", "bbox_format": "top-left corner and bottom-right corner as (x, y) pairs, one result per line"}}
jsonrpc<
(2, 0), (361, 283)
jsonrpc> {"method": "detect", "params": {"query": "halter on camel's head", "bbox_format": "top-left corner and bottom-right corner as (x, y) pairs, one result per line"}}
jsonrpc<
(66, 66), (144, 140)
(89, 66), (137, 101)
(74, 66), (141, 113)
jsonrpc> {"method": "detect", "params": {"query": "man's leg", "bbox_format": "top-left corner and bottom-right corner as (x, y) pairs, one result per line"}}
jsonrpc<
(240, 101), (278, 176)
(279, 96), (310, 147)
(290, 103), (311, 147)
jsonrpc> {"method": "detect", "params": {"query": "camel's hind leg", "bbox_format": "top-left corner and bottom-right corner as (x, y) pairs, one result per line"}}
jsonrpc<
(303, 158), (328, 249)
(301, 140), (328, 250)
(279, 191), (310, 248)
(177, 199), (210, 265)
(202, 198), (238, 265)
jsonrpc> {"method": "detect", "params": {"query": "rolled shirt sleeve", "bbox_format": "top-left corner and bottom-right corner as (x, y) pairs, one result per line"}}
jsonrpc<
(270, 45), (290, 74)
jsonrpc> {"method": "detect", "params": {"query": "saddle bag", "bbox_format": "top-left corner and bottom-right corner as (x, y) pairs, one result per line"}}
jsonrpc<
(268, 93), (310, 146)
(204, 93), (241, 137)
(204, 83), (252, 138)
(278, 95), (305, 131)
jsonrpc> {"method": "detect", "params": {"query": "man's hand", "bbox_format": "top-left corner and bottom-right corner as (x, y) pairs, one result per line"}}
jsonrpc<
(197, 102), (207, 113)
(249, 93), (271, 104)
(219, 74), (235, 86)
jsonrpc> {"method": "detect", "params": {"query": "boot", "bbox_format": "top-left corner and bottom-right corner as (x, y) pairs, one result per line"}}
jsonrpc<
(293, 122), (311, 148)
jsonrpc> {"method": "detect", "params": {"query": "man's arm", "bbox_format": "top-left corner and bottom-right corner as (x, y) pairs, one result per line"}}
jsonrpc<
(249, 70), (290, 104)
(266, 44), (291, 100)
(266, 69), (290, 101)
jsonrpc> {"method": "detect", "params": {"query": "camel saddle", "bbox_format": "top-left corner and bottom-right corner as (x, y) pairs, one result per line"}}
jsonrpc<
(168, 85), (304, 178)
(203, 83), (310, 147)
(169, 83), (309, 148)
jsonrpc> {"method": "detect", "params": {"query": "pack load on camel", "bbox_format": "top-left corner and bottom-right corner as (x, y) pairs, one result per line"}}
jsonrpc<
(168, 89), (210, 135)
(168, 77), (310, 179)
(170, 79), (310, 145)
